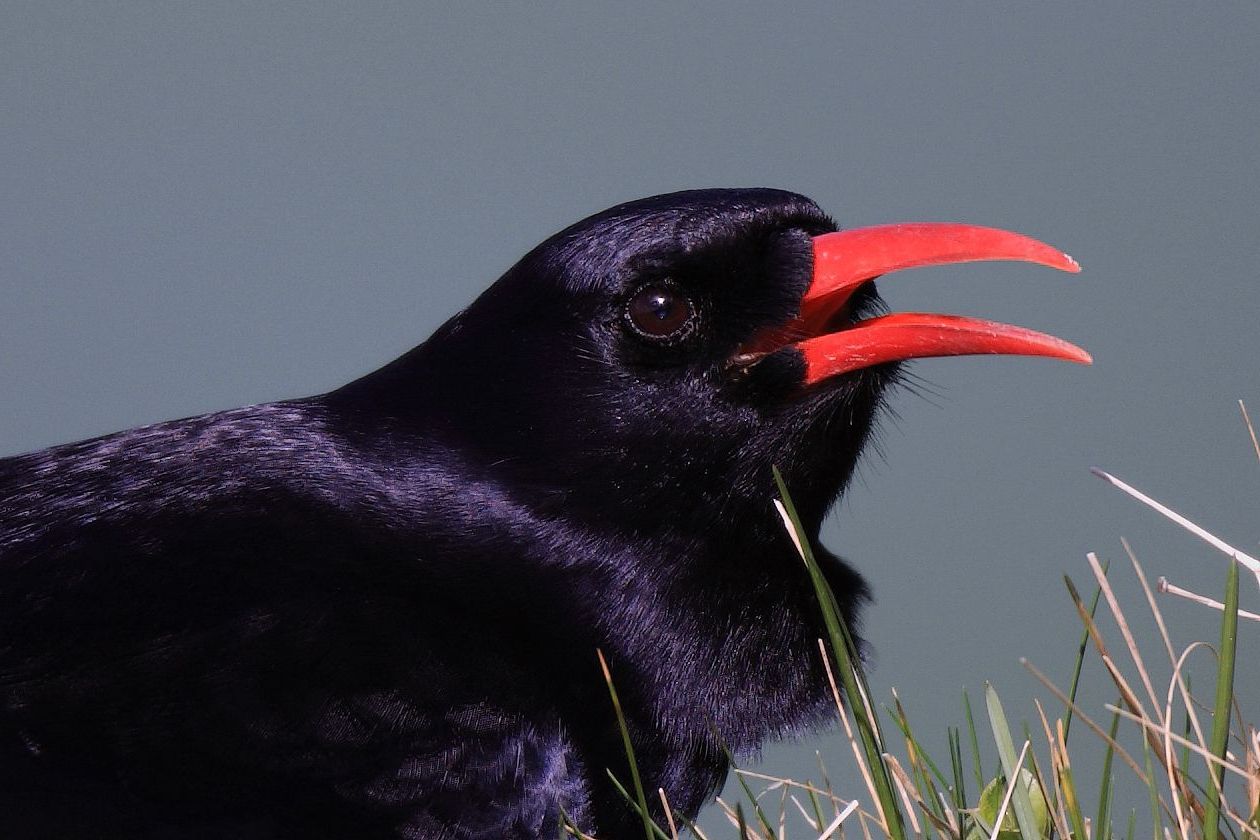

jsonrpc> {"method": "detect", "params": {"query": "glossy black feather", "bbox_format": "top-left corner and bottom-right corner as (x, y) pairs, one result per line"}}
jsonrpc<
(0, 189), (891, 838)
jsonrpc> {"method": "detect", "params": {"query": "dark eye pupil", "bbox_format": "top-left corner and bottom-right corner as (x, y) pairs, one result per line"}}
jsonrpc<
(627, 284), (692, 339)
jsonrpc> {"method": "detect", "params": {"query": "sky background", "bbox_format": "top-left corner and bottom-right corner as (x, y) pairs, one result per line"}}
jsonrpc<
(3, 2), (1258, 835)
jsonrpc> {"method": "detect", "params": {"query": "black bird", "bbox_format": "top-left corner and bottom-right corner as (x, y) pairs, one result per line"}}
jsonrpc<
(0, 189), (1088, 838)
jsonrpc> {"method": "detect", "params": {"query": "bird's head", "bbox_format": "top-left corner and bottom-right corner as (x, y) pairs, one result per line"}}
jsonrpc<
(353, 188), (1087, 543)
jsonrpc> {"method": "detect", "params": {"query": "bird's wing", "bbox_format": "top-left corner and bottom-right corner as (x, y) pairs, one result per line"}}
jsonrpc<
(0, 402), (589, 836)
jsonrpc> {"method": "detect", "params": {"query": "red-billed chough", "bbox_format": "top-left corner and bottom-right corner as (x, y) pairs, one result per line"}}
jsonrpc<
(0, 189), (1087, 838)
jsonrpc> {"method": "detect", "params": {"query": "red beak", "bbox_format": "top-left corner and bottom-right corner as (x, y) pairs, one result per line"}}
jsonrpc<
(749, 223), (1091, 385)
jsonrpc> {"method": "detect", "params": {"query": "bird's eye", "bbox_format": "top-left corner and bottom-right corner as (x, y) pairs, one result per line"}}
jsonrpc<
(624, 283), (696, 342)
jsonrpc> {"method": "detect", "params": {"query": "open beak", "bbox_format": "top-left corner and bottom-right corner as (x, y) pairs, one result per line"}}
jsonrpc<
(747, 223), (1091, 385)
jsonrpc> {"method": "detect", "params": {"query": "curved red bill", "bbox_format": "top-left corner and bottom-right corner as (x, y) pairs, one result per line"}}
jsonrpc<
(799, 313), (1092, 383)
(740, 222), (1091, 385)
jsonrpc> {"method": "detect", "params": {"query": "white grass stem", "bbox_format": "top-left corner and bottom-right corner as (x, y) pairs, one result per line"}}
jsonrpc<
(658, 788), (679, 840)
(881, 754), (921, 836)
(986, 741), (1031, 840)
(817, 800), (860, 840)
(1090, 468), (1260, 587)
(1034, 700), (1077, 840)
(1110, 702), (1260, 840)
(788, 795), (819, 831)
(1107, 703), (1250, 780)
(774, 500), (805, 559)
(1088, 552), (1163, 719)
(1126, 539), (1214, 773)
(733, 769), (850, 808)
(937, 790), (960, 838)
(818, 638), (887, 835)
(1241, 400), (1260, 464)
(1158, 576), (1260, 622)
(1021, 658), (1148, 781)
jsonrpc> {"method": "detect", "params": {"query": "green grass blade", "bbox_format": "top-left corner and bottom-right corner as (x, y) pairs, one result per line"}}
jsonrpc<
(816, 751), (838, 818)
(558, 804), (582, 839)
(1141, 738), (1162, 840)
(948, 726), (968, 813)
(597, 649), (664, 840)
(887, 698), (952, 797)
(736, 803), (749, 839)
(1061, 561), (1109, 743)
(773, 467), (906, 840)
(807, 785), (826, 832)
(603, 772), (672, 840)
(1095, 706), (1121, 840)
(985, 683), (1042, 840)
(1058, 748), (1089, 840)
(964, 690), (984, 792)
(887, 700), (947, 831)
(1203, 558), (1240, 840)
(1178, 675), (1192, 782)
(719, 744), (778, 839)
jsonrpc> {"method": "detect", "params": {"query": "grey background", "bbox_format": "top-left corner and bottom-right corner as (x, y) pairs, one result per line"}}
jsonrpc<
(3, 2), (1258, 835)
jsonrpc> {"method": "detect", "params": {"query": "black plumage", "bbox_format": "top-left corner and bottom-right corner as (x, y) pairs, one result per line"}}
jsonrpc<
(0, 189), (1084, 838)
